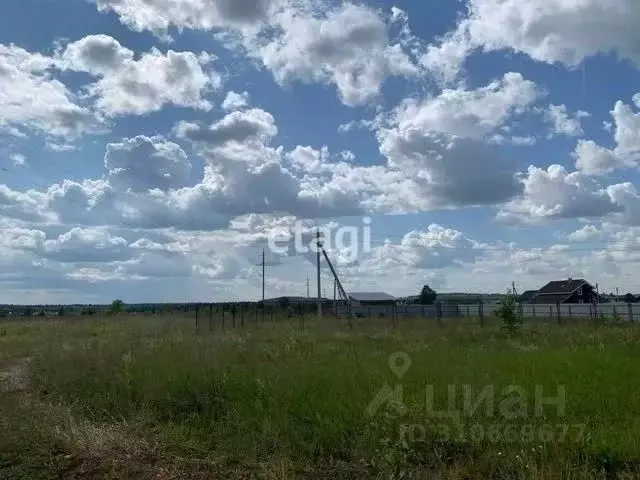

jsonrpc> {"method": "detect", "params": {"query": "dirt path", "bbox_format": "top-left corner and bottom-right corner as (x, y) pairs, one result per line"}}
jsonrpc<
(0, 357), (31, 393)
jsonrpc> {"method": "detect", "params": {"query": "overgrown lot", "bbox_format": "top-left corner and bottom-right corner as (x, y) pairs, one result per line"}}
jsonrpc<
(2, 315), (640, 479)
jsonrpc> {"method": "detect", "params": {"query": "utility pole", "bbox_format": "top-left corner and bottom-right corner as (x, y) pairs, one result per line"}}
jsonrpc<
(334, 278), (337, 317)
(316, 229), (322, 318)
(262, 248), (265, 303)
(306, 275), (310, 299)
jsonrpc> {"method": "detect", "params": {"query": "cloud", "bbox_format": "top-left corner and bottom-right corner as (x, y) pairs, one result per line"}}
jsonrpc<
(0, 186), (50, 223)
(358, 224), (480, 273)
(1, 110), (361, 230)
(59, 34), (134, 74)
(10, 153), (26, 166)
(498, 165), (624, 223)
(426, 0), (640, 81)
(286, 145), (330, 174)
(574, 96), (640, 175)
(374, 73), (538, 208)
(420, 26), (472, 85)
(0, 226), (45, 251)
(567, 224), (602, 242)
(105, 135), (191, 192)
(94, 0), (280, 37)
(0, 44), (101, 139)
(96, 1), (421, 107)
(384, 72), (538, 139)
(246, 2), (419, 106)
(543, 104), (589, 138)
(43, 227), (131, 263)
(0, 35), (222, 140)
(469, 243), (618, 281)
(573, 140), (628, 176)
(59, 35), (222, 116)
(175, 107), (278, 152)
(222, 90), (250, 110)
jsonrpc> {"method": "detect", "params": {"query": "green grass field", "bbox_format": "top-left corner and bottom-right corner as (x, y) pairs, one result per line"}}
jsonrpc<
(1, 315), (640, 479)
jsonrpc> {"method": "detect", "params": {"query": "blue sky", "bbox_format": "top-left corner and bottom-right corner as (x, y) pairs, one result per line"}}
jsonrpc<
(2, 0), (640, 303)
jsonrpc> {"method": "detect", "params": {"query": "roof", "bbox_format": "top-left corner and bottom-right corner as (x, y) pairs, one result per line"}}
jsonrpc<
(262, 296), (330, 304)
(537, 279), (590, 295)
(519, 290), (538, 303)
(531, 294), (575, 305)
(349, 292), (396, 302)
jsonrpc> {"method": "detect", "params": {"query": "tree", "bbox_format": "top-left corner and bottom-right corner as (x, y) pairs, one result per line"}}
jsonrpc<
(495, 293), (522, 334)
(418, 285), (437, 305)
(109, 299), (124, 315)
(625, 293), (636, 303)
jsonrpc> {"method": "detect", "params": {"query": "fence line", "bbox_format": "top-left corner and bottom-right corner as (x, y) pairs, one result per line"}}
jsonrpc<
(4, 301), (640, 327)
(337, 302), (640, 323)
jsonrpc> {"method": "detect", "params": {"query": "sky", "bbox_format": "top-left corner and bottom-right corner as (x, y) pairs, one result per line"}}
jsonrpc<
(2, 0), (640, 304)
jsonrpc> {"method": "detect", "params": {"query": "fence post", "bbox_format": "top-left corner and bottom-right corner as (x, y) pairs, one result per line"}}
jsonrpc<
(466, 305), (470, 318)
(195, 304), (200, 332)
(532, 305), (536, 318)
(241, 304), (245, 328)
(613, 304), (617, 323)
(568, 305), (572, 318)
(479, 300), (484, 327)
(222, 307), (225, 330)
(556, 303), (561, 325)
(232, 306), (236, 328)
(628, 303), (633, 324)
(209, 304), (213, 331)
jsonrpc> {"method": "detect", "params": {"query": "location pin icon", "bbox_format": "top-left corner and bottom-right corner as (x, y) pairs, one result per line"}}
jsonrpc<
(389, 352), (411, 379)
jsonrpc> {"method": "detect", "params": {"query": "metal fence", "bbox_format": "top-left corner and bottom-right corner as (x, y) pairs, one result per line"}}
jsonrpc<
(5, 301), (640, 327)
(336, 302), (640, 323)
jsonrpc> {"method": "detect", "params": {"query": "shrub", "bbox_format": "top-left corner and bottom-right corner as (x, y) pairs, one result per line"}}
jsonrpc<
(495, 295), (522, 333)
(612, 310), (622, 324)
(109, 300), (124, 315)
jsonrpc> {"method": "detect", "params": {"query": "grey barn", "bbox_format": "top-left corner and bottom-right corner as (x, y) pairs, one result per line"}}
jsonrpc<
(348, 292), (397, 307)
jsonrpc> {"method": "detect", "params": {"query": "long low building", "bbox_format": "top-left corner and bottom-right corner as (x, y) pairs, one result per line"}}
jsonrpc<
(348, 292), (397, 307)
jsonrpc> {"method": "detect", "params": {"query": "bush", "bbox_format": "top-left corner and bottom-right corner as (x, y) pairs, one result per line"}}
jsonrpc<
(612, 310), (622, 324)
(109, 299), (124, 315)
(495, 295), (522, 333)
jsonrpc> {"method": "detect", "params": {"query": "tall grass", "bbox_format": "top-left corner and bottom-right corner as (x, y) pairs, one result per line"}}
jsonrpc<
(3, 315), (640, 478)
